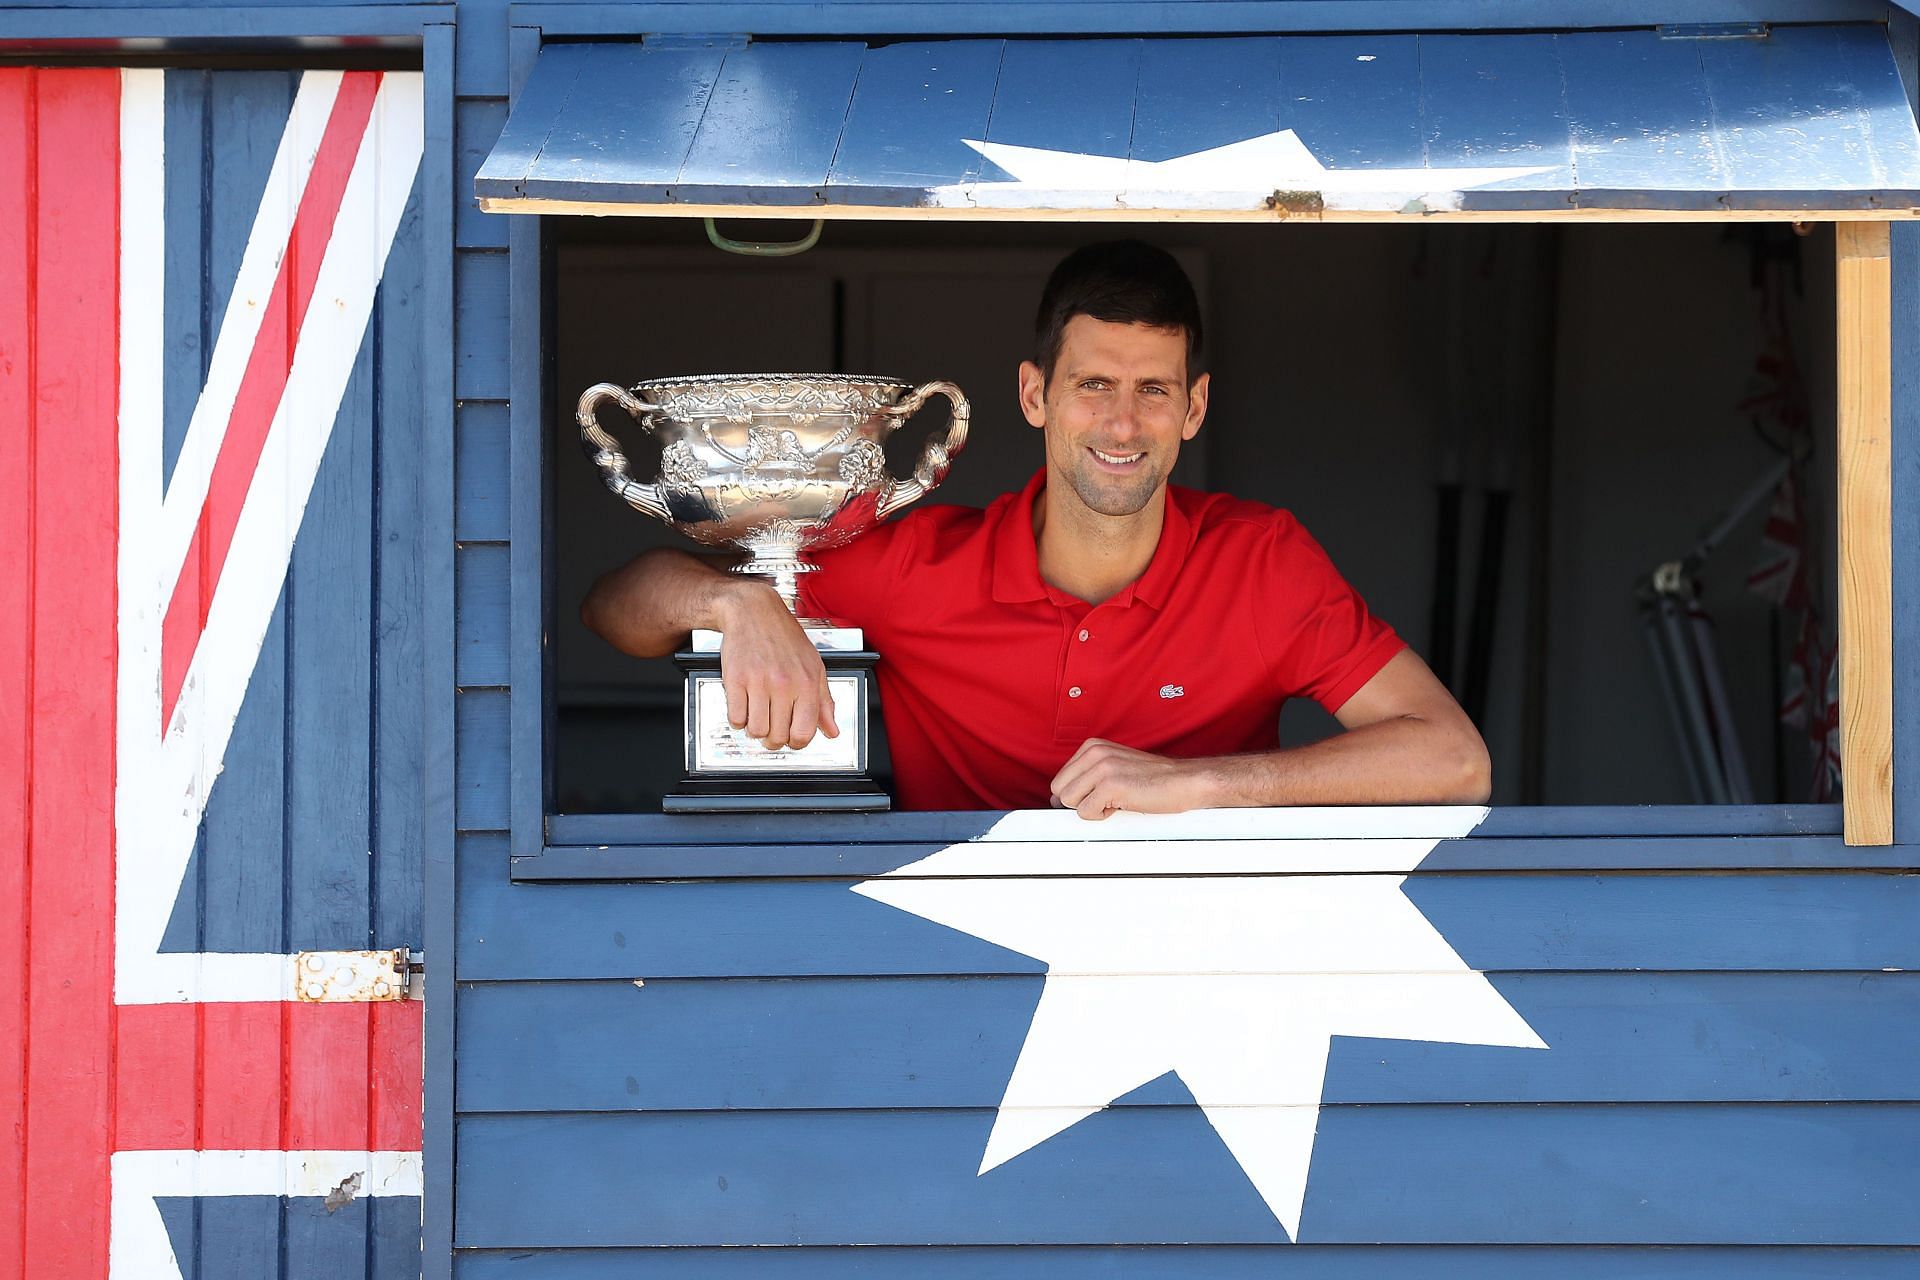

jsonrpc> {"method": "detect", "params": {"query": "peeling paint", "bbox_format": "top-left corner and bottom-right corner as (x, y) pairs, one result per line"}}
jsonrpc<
(324, 1171), (363, 1214)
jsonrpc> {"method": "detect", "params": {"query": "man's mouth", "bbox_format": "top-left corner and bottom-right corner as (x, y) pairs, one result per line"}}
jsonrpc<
(1089, 447), (1145, 468)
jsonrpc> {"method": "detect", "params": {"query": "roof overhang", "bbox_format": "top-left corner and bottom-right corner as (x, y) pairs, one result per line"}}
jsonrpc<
(476, 25), (1920, 222)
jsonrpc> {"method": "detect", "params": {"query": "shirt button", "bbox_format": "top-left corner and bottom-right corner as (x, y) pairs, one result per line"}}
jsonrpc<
(1068, 686), (1083, 698)
(1077, 629), (1090, 642)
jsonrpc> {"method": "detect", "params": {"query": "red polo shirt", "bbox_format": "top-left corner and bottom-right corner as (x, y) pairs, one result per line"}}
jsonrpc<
(801, 469), (1404, 811)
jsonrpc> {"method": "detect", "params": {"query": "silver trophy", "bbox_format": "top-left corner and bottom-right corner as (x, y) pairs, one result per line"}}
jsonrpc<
(578, 373), (970, 812)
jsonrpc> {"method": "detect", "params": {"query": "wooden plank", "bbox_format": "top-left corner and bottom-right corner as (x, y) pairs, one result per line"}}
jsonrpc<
(160, 67), (208, 482)
(1275, 34), (1423, 174)
(455, 21), (510, 98)
(455, 97), (507, 249)
(457, 971), (1920, 1112)
(172, 70), (293, 957)
(457, 689), (511, 831)
(375, 165), (427, 954)
(455, 401), (509, 541)
(531, 43), (730, 201)
(423, 24), (460, 1280)
(287, 230), (375, 952)
(1895, 222), (1920, 845)
(519, 834), (1899, 881)
(538, 803), (1843, 852)
(1838, 220), (1896, 845)
(454, 1103), (1920, 1246)
(1420, 32), (1573, 211)
(978, 36), (1139, 184)
(24, 66), (120, 1279)
(1557, 29), (1724, 203)
(480, 195), (1920, 222)
(468, 37), (579, 195)
(513, 0), (1892, 38)
(826, 39), (1003, 198)
(456, 542), (510, 687)
(0, 65), (31, 1276)
(505, 29), (544, 869)
(453, 249), (508, 399)
(457, 867), (1920, 981)
(675, 42), (865, 204)
(454, 1244), (1920, 1280)
(1698, 25), (1919, 197)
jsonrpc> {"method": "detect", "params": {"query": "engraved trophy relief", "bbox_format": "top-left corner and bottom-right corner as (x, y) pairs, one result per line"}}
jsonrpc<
(577, 373), (970, 812)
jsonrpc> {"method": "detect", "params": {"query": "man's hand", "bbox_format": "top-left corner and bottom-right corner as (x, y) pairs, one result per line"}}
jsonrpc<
(714, 583), (840, 751)
(1049, 738), (1211, 820)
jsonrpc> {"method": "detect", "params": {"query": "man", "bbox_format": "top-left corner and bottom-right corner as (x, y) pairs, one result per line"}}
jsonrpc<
(582, 241), (1490, 817)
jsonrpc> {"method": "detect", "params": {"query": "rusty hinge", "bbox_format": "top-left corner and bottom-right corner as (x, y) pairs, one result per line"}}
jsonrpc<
(294, 948), (423, 1002)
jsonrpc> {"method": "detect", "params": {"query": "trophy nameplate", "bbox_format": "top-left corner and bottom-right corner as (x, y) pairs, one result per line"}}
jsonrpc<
(578, 373), (969, 813)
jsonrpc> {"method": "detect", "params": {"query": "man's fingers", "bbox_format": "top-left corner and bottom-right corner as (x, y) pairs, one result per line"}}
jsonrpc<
(817, 675), (840, 739)
(725, 672), (749, 730)
(1075, 789), (1115, 821)
(787, 691), (821, 750)
(744, 686), (772, 744)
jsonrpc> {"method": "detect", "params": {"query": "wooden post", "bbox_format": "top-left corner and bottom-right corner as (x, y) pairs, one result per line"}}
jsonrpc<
(1836, 221), (1895, 846)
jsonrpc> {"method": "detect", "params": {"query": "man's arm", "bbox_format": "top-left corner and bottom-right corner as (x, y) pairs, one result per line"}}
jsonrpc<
(580, 548), (838, 749)
(1048, 649), (1490, 819)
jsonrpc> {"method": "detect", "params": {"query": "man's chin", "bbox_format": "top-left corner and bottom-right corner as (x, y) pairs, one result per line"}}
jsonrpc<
(1067, 469), (1163, 518)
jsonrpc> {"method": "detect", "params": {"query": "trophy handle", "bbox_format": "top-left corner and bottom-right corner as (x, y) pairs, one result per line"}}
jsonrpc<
(876, 380), (971, 520)
(578, 382), (672, 521)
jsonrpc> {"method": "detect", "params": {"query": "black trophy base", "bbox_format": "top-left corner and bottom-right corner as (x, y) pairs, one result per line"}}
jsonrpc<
(663, 776), (891, 814)
(670, 642), (889, 814)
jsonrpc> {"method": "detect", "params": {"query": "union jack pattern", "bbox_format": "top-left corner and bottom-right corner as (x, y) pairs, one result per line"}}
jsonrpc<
(2, 66), (424, 1278)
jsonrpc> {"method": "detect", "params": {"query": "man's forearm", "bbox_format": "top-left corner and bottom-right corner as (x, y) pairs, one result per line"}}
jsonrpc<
(1192, 713), (1492, 807)
(580, 547), (754, 658)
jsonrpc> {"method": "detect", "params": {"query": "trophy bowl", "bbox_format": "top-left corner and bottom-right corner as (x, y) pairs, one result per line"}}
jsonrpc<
(578, 373), (970, 615)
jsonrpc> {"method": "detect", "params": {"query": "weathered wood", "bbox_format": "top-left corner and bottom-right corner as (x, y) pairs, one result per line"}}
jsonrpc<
(455, 1103), (1920, 1246)
(457, 690), (511, 831)
(457, 863), (1920, 981)
(477, 29), (1920, 219)
(453, 249), (508, 399)
(454, 401), (509, 541)
(455, 98), (508, 249)
(1837, 220), (1897, 845)
(457, 971), (1920, 1112)
(456, 543), (510, 688)
(454, 1244), (1920, 1279)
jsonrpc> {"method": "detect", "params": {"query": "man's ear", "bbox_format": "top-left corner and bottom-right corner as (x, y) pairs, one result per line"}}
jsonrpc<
(1182, 371), (1210, 442)
(1017, 360), (1047, 429)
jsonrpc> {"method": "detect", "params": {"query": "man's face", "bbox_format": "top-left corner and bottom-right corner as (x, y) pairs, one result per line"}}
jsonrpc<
(1019, 315), (1209, 519)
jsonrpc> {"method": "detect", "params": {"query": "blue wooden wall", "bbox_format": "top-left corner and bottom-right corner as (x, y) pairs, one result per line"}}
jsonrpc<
(13, 1), (1909, 1277)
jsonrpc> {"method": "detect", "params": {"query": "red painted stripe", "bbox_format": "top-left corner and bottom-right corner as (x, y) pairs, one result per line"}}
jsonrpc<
(0, 65), (36, 1280)
(115, 1002), (423, 1151)
(370, 1000), (425, 1150)
(21, 67), (118, 1280)
(158, 70), (383, 727)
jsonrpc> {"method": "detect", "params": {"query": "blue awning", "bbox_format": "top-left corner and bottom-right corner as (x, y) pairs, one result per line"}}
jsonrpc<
(476, 26), (1920, 219)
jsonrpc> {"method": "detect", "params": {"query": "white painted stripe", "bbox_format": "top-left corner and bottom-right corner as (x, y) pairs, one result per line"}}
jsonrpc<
(148, 70), (345, 590)
(117, 73), (425, 1004)
(967, 805), (1491, 845)
(111, 1150), (422, 1280)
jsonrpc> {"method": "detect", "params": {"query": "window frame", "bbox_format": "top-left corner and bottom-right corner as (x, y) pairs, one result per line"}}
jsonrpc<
(498, 27), (1914, 876)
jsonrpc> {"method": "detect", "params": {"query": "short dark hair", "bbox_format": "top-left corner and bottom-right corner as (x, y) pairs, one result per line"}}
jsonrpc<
(1033, 240), (1204, 382)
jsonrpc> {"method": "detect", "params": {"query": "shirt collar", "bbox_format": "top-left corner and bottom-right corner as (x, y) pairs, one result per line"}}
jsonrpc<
(990, 467), (1195, 611)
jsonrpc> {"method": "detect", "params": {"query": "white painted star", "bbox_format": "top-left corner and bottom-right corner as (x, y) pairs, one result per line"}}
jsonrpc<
(933, 128), (1555, 212)
(853, 807), (1547, 1240)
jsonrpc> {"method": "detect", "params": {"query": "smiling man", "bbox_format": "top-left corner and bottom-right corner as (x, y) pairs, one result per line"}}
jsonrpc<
(582, 240), (1490, 816)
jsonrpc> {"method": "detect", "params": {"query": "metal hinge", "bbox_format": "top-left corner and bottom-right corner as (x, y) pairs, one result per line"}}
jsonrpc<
(642, 32), (751, 51)
(294, 948), (423, 1002)
(1657, 23), (1768, 40)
